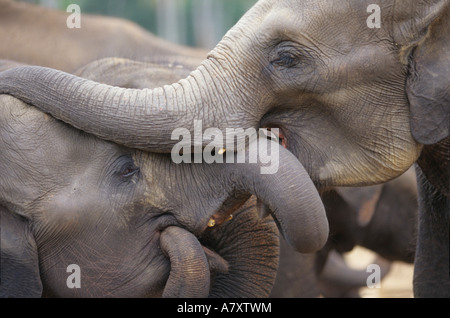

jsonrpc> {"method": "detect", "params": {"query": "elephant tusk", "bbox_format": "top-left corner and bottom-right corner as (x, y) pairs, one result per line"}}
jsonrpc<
(208, 214), (233, 228)
(208, 218), (216, 228)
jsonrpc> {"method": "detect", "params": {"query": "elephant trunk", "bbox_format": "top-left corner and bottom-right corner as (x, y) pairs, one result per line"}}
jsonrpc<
(0, 61), (258, 153)
(319, 250), (392, 293)
(160, 226), (210, 298)
(220, 138), (329, 254)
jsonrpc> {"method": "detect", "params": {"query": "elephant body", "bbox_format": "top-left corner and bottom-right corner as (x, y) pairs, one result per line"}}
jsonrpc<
(0, 0), (206, 72)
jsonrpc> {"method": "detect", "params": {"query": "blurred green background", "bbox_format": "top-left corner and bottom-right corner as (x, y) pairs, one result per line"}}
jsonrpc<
(20, 0), (258, 49)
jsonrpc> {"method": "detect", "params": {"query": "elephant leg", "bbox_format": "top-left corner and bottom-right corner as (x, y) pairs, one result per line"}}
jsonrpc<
(413, 165), (450, 297)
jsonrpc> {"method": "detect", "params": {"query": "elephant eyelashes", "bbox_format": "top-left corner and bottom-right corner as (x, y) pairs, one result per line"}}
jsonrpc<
(112, 155), (140, 182)
(271, 52), (299, 68)
(270, 42), (305, 69)
(121, 166), (140, 178)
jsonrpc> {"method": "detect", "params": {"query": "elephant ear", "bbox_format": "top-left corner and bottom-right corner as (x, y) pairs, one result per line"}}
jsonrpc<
(402, 1), (449, 145)
(0, 207), (42, 297)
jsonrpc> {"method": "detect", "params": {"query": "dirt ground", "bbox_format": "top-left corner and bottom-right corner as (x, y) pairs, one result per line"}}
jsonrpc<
(344, 246), (414, 298)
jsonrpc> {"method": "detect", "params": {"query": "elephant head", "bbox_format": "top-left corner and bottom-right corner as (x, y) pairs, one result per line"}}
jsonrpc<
(0, 0), (448, 296)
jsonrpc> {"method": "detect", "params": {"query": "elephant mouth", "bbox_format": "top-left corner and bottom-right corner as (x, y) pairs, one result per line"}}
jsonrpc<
(156, 195), (244, 298)
(159, 195), (281, 298)
(157, 210), (239, 298)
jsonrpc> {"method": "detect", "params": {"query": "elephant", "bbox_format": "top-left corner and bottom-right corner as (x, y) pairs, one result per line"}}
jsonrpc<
(73, 57), (195, 89)
(0, 0), (448, 297)
(0, 0), (206, 72)
(272, 240), (393, 298)
(0, 59), (330, 297)
(317, 251), (392, 298)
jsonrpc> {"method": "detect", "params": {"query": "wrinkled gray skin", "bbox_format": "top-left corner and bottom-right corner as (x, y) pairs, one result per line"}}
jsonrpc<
(0, 59), (329, 297)
(8, 56), (419, 298)
(272, 168), (418, 297)
(0, 0), (206, 72)
(0, 0), (448, 297)
(73, 57), (195, 89)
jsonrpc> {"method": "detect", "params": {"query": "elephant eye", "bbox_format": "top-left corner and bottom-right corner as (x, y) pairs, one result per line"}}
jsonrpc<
(270, 41), (312, 70)
(271, 52), (299, 68)
(113, 155), (140, 182)
(121, 166), (140, 178)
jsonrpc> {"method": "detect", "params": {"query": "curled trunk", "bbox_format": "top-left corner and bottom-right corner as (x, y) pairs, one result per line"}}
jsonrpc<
(224, 138), (329, 253)
(160, 226), (210, 298)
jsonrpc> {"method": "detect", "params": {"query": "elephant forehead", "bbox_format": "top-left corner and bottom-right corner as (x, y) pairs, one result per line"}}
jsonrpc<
(249, 0), (388, 53)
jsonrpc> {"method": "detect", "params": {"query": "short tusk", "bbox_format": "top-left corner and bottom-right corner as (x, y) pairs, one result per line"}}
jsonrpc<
(208, 214), (233, 228)
(208, 218), (216, 228)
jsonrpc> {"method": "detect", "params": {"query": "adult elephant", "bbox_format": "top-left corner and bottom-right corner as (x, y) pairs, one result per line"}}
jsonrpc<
(0, 61), (329, 297)
(0, 0), (448, 297)
(0, 0), (206, 72)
